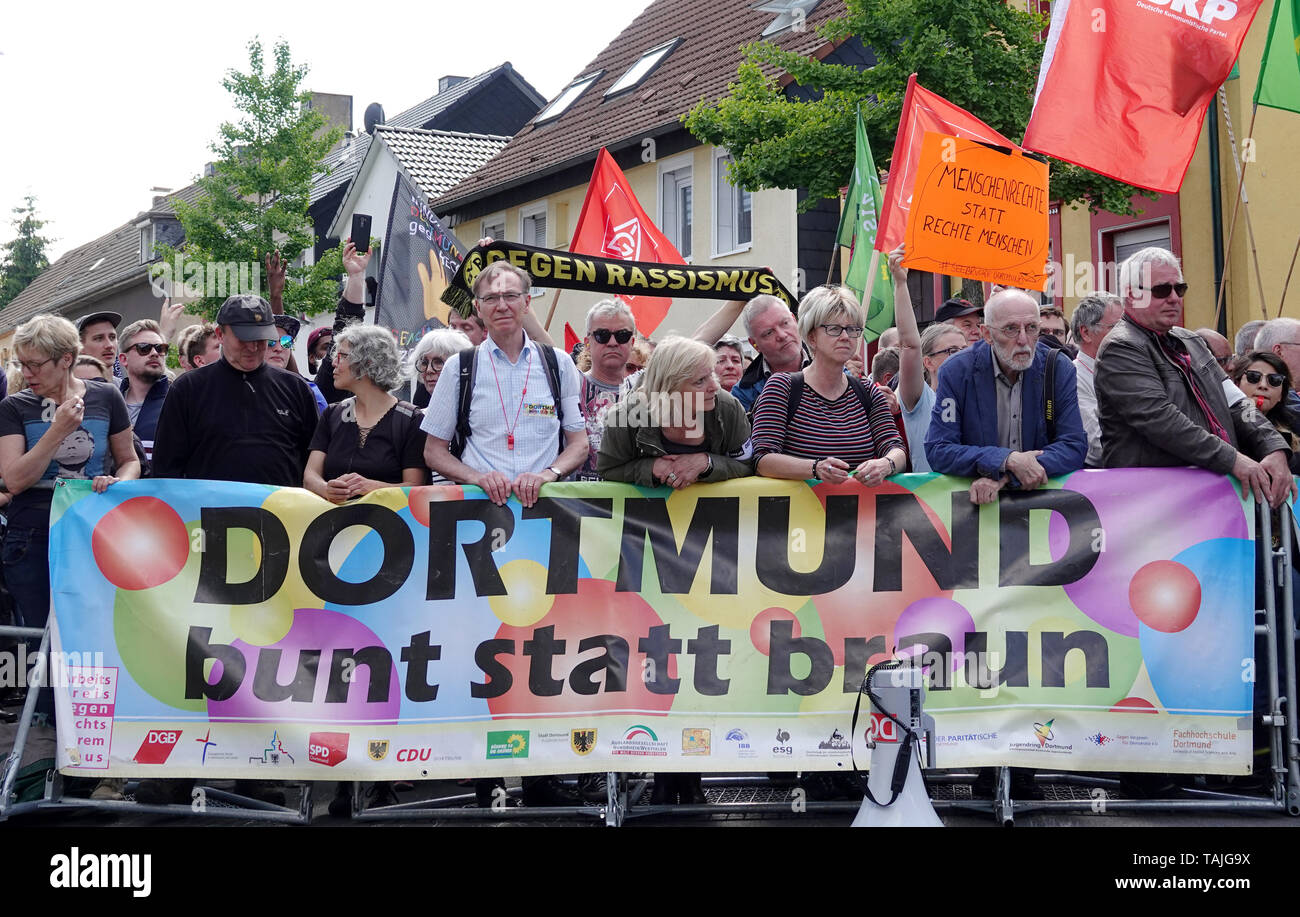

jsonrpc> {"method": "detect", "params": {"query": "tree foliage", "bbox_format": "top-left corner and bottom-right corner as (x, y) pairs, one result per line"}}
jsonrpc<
(685, 0), (1152, 216)
(0, 195), (54, 309)
(156, 39), (343, 319)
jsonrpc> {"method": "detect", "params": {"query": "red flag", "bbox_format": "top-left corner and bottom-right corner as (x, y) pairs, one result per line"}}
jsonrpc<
(570, 148), (685, 336)
(1023, 0), (1264, 193)
(875, 76), (1020, 253)
(564, 321), (580, 353)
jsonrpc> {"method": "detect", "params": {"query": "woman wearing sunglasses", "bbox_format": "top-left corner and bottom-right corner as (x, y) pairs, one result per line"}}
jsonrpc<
(1233, 352), (1300, 470)
(266, 314), (327, 413)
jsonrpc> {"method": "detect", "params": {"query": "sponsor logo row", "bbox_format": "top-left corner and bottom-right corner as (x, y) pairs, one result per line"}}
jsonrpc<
(119, 719), (1243, 767)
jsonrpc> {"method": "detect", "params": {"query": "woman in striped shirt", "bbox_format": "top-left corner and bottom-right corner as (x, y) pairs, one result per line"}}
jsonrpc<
(751, 285), (906, 485)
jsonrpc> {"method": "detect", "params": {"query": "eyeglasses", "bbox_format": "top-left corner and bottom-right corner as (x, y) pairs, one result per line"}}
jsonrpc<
(819, 323), (864, 338)
(992, 323), (1040, 339)
(1244, 369), (1286, 388)
(1141, 282), (1188, 299)
(128, 342), (170, 356)
(477, 292), (527, 306)
(269, 334), (295, 349)
(591, 328), (635, 345)
(17, 356), (56, 373)
(416, 356), (445, 373)
(926, 345), (963, 358)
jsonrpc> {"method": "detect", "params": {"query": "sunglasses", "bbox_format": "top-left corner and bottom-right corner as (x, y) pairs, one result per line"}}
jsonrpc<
(1244, 369), (1286, 388)
(270, 334), (295, 349)
(128, 342), (170, 356)
(1142, 282), (1188, 299)
(592, 328), (635, 344)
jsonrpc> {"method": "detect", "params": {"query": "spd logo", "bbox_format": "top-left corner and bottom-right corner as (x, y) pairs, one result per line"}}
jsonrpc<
(134, 730), (182, 765)
(308, 732), (349, 767)
(866, 713), (899, 744)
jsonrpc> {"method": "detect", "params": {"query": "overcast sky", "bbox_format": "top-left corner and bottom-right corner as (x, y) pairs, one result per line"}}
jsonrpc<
(0, 0), (653, 261)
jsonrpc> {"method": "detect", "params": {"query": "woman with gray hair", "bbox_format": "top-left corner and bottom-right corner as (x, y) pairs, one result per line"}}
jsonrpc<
(410, 327), (473, 407)
(304, 324), (428, 503)
(751, 285), (906, 485)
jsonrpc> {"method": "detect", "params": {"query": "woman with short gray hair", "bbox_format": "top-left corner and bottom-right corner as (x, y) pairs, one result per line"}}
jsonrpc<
(304, 324), (427, 502)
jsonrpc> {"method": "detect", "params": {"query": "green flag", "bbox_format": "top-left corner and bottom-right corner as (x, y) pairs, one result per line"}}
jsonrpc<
(1254, 0), (1300, 114)
(836, 110), (894, 342)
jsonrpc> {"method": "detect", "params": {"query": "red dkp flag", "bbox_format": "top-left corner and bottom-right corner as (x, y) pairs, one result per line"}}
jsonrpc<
(1023, 0), (1265, 193)
(875, 75), (1022, 254)
(570, 147), (685, 336)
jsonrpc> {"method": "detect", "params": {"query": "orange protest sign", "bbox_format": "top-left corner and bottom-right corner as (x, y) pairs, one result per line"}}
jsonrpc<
(902, 132), (1049, 290)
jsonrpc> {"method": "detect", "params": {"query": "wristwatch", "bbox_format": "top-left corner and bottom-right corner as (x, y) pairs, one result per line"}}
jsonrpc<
(701, 455), (715, 479)
(546, 466), (564, 480)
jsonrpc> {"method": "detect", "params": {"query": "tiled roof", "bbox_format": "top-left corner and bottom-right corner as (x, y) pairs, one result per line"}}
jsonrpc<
(374, 127), (510, 199)
(388, 67), (505, 130)
(434, 0), (843, 210)
(311, 132), (373, 202)
(0, 181), (204, 334)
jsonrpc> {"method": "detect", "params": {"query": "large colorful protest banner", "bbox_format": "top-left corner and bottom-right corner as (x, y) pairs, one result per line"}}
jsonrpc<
(49, 469), (1254, 780)
(903, 132), (1050, 291)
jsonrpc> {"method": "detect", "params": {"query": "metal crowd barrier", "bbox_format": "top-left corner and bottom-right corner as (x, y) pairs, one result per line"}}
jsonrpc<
(2, 502), (1297, 826)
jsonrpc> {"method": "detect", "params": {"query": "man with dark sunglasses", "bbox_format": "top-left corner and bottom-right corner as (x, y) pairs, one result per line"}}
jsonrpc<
(574, 299), (638, 478)
(116, 318), (171, 463)
(1096, 247), (1293, 508)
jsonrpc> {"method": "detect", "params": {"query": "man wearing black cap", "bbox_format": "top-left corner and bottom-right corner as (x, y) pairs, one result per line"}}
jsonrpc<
(151, 294), (318, 484)
(934, 298), (982, 345)
(77, 311), (123, 380)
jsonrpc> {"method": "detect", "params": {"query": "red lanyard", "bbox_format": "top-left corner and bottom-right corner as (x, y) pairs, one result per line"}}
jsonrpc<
(489, 347), (532, 450)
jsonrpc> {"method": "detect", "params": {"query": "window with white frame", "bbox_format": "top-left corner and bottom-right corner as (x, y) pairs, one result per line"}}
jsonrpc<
(138, 223), (155, 264)
(481, 216), (505, 244)
(659, 161), (692, 259)
(520, 206), (547, 248)
(713, 150), (752, 255)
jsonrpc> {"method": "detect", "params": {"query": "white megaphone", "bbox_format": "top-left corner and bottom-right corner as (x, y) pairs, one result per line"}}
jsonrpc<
(851, 659), (942, 827)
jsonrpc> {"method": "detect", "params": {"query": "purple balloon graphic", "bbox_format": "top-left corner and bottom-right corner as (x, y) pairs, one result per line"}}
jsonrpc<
(895, 596), (976, 673)
(208, 608), (401, 723)
(1048, 469), (1248, 637)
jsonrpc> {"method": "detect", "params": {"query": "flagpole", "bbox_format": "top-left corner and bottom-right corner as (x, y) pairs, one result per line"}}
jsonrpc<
(543, 287), (565, 331)
(1216, 88), (1270, 320)
(827, 242), (840, 285)
(1279, 234), (1300, 316)
(1212, 102), (1259, 330)
(860, 249), (882, 311)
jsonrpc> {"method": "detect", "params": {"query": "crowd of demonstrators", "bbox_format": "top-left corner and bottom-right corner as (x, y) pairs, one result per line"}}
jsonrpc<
(891, 248), (969, 474)
(1069, 293), (1124, 467)
(598, 336), (752, 488)
(926, 288), (1087, 504)
(11, 229), (1300, 813)
(713, 335), (745, 392)
(751, 285), (906, 487)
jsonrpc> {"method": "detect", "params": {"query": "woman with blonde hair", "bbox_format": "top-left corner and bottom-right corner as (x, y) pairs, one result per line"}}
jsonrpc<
(598, 336), (752, 489)
(751, 285), (906, 484)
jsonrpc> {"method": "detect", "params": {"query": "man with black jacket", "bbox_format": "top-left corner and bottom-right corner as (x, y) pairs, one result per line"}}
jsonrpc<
(152, 294), (318, 483)
(116, 318), (170, 464)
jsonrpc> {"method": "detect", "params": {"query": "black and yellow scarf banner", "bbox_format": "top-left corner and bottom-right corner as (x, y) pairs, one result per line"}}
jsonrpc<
(440, 241), (799, 316)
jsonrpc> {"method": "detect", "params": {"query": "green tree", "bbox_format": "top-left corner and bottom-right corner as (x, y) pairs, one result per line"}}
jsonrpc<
(685, 0), (1152, 219)
(0, 195), (54, 309)
(156, 39), (344, 319)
